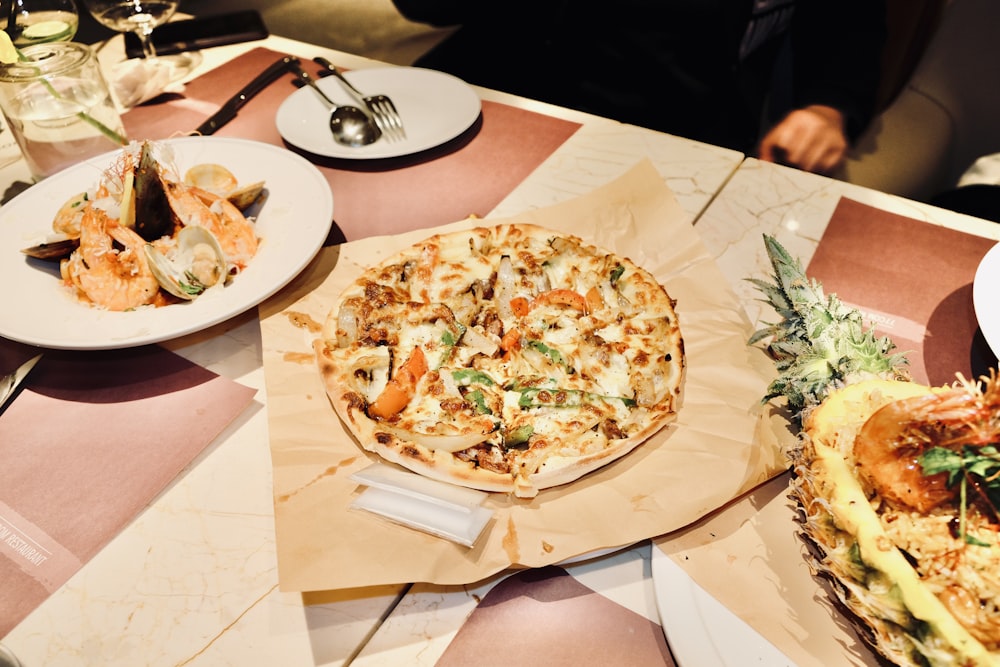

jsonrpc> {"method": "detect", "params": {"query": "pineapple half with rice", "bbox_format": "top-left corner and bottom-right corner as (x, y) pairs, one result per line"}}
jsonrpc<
(750, 235), (1000, 666)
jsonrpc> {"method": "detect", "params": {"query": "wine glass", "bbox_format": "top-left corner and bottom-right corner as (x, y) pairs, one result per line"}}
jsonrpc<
(82, 0), (178, 59)
(81, 0), (199, 70)
(6, 0), (80, 46)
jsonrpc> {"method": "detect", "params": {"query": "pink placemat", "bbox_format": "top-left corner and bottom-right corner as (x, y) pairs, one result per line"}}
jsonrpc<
(123, 47), (582, 242)
(436, 566), (675, 666)
(806, 197), (997, 385)
(0, 340), (256, 637)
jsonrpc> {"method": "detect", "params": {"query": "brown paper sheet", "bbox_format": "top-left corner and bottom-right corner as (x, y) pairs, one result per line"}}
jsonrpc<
(0, 341), (257, 636)
(436, 566), (675, 666)
(122, 47), (582, 241)
(807, 197), (997, 385)
(259, 159), (788, 592)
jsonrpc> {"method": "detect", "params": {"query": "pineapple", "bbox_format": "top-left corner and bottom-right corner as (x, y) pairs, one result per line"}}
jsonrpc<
(748, 234), (909, 422)
(750, 236), (1000, 666)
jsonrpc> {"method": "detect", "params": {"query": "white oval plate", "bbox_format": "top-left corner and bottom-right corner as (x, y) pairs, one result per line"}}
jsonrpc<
(0, 137), (332, 350)
(974, 241), (1000, 358)
(276, 66), (482, 160)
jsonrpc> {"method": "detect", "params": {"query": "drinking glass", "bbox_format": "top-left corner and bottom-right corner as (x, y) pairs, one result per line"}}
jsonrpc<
(80, 0), (196, 83)
(6, 0), (79, 46)
(0, 41), (127, 180)
(82, 0), (177, 58)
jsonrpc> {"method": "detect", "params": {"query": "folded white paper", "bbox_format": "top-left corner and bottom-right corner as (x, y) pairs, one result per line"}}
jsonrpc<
(350, 462), (494, 547)
(111, 58), (184, 109)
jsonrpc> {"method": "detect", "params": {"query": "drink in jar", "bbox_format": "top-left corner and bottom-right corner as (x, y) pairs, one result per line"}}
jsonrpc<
(5, 76), (120, 178)
(0, 42), (126, 180)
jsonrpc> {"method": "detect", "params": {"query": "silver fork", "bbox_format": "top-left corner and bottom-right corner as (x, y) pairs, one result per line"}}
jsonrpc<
(313, 57), (406, 142)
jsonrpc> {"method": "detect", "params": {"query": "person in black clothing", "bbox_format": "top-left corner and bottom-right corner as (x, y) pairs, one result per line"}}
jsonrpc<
(392, 0), (886, 175)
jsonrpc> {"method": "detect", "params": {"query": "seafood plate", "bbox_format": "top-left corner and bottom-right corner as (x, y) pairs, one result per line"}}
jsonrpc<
(25, 141), (264, 310)
(0, 136), (332, 349)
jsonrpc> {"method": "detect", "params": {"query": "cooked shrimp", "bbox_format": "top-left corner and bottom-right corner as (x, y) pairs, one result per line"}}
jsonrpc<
(163, 181), (258, 269)
(853, 376), (1000, 513)
(61, 206), (159, 311)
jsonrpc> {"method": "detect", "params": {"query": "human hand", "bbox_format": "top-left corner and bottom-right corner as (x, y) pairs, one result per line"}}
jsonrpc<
(757, 105), (848, 174)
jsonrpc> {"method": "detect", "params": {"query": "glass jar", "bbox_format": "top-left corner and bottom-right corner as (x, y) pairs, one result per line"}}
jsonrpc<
(0, 42), (126, 180)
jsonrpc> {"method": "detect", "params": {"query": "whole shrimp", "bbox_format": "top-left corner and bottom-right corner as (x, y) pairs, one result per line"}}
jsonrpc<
(853, 375), (1000, 513)
(61, 205), (159, 311)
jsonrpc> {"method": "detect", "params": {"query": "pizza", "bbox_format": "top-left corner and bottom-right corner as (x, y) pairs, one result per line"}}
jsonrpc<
(314, 223), (684, 498)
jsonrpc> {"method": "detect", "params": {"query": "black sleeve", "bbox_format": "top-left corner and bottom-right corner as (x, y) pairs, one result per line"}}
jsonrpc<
(789, 0), (888, 140)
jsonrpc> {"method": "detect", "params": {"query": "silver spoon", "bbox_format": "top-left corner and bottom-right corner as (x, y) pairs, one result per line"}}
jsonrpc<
(290, 64), (380, 147)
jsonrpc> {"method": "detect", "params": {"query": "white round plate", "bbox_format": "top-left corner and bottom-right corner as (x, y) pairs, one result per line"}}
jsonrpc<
(650, 548), (794, 667)
(974, 241), (1000, 357)
(0, 137), (333, 350)
(275, 66), (482, 160)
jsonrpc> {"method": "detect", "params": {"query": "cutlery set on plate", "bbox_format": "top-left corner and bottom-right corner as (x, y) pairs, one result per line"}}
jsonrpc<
(196, 54), (405, 147)
(312, 56), (406, 143)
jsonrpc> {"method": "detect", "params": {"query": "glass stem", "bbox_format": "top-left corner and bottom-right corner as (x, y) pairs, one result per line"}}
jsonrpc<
(136, 27), (156, 58)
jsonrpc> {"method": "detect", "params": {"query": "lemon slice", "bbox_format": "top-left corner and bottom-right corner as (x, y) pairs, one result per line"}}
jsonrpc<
(0, 31), (18, 63)
(22, 20), (72, 41)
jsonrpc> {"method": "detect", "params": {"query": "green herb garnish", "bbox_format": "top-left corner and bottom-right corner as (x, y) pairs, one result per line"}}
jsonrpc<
(920, 445), (1000, 546)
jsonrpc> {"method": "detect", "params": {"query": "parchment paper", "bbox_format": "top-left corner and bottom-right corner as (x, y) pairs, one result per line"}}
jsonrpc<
(259, 159), (788, 592)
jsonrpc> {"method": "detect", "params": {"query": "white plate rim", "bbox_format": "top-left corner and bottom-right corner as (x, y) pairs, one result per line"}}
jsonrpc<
(650, 547), (794, 667)
(275, 66), (482, 160)
(973, 240), (1000, 358)
(0, 136), (332, 350)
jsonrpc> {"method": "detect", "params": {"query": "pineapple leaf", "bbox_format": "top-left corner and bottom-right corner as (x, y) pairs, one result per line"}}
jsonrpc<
(748, 234), (909, 421)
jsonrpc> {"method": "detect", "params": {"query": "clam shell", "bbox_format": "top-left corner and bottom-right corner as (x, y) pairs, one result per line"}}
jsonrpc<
(144, 225), (229, 300)
(184, 163), (265, 211)
(183, 163), (238, 197)
(227, 180), (266, 210)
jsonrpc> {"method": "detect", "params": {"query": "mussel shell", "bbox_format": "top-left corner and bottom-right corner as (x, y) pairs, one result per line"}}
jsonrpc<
(144, 225), (229, 300)
(21, 236), (80, 261)
(134, 141), (180, 242)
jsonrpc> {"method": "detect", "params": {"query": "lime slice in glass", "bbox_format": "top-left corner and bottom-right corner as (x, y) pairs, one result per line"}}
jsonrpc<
(22, 20), (73, 42)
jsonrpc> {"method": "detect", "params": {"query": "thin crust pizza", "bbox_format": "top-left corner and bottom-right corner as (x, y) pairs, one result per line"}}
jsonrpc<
(314, 223), (684, 498)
